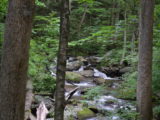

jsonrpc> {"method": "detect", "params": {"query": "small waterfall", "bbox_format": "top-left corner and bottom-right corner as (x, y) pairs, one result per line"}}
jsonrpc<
(93, 69), (112, 80)
(78, 66), (84, 72)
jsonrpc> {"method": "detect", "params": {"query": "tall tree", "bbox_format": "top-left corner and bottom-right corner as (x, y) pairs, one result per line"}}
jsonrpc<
(137, 0), (154, 120)
(0, 0), (35, 120)
(54, 0), (70, 120)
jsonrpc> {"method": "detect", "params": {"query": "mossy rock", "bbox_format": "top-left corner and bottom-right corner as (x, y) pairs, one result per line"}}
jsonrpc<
(66, 72), (84, 83)
(77, 108), (96, 120)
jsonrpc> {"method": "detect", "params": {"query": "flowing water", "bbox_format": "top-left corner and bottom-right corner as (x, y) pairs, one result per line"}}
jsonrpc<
(49, 57), (136, 120)
(64, 65), (136, 120)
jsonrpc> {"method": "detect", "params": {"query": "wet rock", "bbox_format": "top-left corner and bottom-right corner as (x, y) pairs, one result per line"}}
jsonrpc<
(68, 57), (77, 62)
(78, 70), (94, 77)
(67, 60), (82, 71)
(65, 83), (77, 92)
(77, 56), (86, 62)
(66, 72), (85, 83)
(87, 56), (102, 66)
(77, 108), (96, 120)
(65, 104), (83, 120)
(94, 78), (106, 84)
(100, 67), (121, 77)
(34, 95), (53, 109)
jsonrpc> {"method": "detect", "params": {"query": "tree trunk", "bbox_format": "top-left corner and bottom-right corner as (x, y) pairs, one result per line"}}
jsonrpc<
(137, 0), (154, 120)
(120, 10), (127, 65)
(77, 4), (88, 37)
(54, 0), (70, 120)
(0, 0), (35, 120)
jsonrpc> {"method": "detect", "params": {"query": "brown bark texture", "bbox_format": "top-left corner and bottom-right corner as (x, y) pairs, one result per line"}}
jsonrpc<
(137, 0), (154, 120)
(54, 0), (70, 120)
(0, 0), (35, 120)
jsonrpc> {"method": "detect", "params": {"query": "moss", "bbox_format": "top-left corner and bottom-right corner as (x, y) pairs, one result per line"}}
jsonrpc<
(66, 72), (83, 83)
(77, 108), (95, 120)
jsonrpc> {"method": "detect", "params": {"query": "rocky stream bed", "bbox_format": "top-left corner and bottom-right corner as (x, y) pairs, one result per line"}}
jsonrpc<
(29, 56), (136, 120)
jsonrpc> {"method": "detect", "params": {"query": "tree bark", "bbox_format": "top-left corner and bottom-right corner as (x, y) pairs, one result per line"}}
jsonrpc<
(77, 4), (88, 37)
(137, 0), (154, 120)
(54, 0), (70, 120)
(120, 10), (127, 65)
(0, 0), (35, 120)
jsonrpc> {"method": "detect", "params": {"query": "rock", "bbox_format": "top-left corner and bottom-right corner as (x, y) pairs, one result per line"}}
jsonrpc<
(87, 56), (102, 66)
(34, 95), (53, 109)
(67, 60), (82, 71)
(94, 78), (121, 85)
(66, 72), (85, 83)
(77, 56), (86, 61)
(77, 108), (96, 120)
(94, 78), (106, 84)
(89, 107), (99, 114)
(68, 57), (77, 62)
(100, 67), (121, 77)
(78, 70), (94, 77)
(64, 104), (83, 120)
(65, 83), (77, 92)
(119, 67), (131, 74)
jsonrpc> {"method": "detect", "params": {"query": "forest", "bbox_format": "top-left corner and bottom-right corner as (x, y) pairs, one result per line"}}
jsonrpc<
(0, 0), (160, 120)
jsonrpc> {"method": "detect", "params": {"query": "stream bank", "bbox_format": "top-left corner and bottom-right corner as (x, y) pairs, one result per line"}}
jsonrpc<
(30, 56), (136, 120)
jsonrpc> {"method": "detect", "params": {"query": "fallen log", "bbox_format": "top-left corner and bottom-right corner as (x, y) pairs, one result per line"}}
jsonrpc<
(65, 87), (79, 101)
(25, 80), (35, 120)
(36, 102), (49, 120)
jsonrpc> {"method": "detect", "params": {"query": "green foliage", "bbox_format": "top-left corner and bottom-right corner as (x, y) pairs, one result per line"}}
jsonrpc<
(69, 26), (117, 55)
(117, 109), (139, 120)
(0, 0), (7, 21)
(83, 86), (105, 100)
(29, 13), (59, 92)
(153, 105), (160, 119)
(118, 71), (137, 99)
(35, 0), (46, 7)
(33, 74), (56, 92)
(152, 48), (160, 93)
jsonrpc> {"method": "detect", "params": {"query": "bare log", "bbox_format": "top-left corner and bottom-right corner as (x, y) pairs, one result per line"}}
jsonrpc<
(25, 80), (34, 120)
(36, 102), (49, 120)
(65, 87), (79, 101)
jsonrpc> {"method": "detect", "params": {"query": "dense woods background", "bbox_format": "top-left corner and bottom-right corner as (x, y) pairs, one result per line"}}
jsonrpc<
(0, 0), (160, 120)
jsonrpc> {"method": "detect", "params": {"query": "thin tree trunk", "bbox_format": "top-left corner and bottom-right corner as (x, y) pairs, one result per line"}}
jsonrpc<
(137, 0), (154, 120)
(54, 0), (70, 120)
(0, 0), (35, 120)
(120, 10), (127, 65)
(69, 0), (72, 12)
(77, 4), (88, 37)
(131, 31), (135, 56)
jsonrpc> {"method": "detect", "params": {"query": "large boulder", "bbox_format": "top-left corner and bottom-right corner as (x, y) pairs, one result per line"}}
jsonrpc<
(100, 66), (121, 77)
(87, 56), (102, 66)
(94, 78), (106, 84)
(77, 108), (96, 120)
(94, 78), (121, 85)
(67, 60), (82, 71)
(78, 70), (94, 77)
(66, 72), (85, 83)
